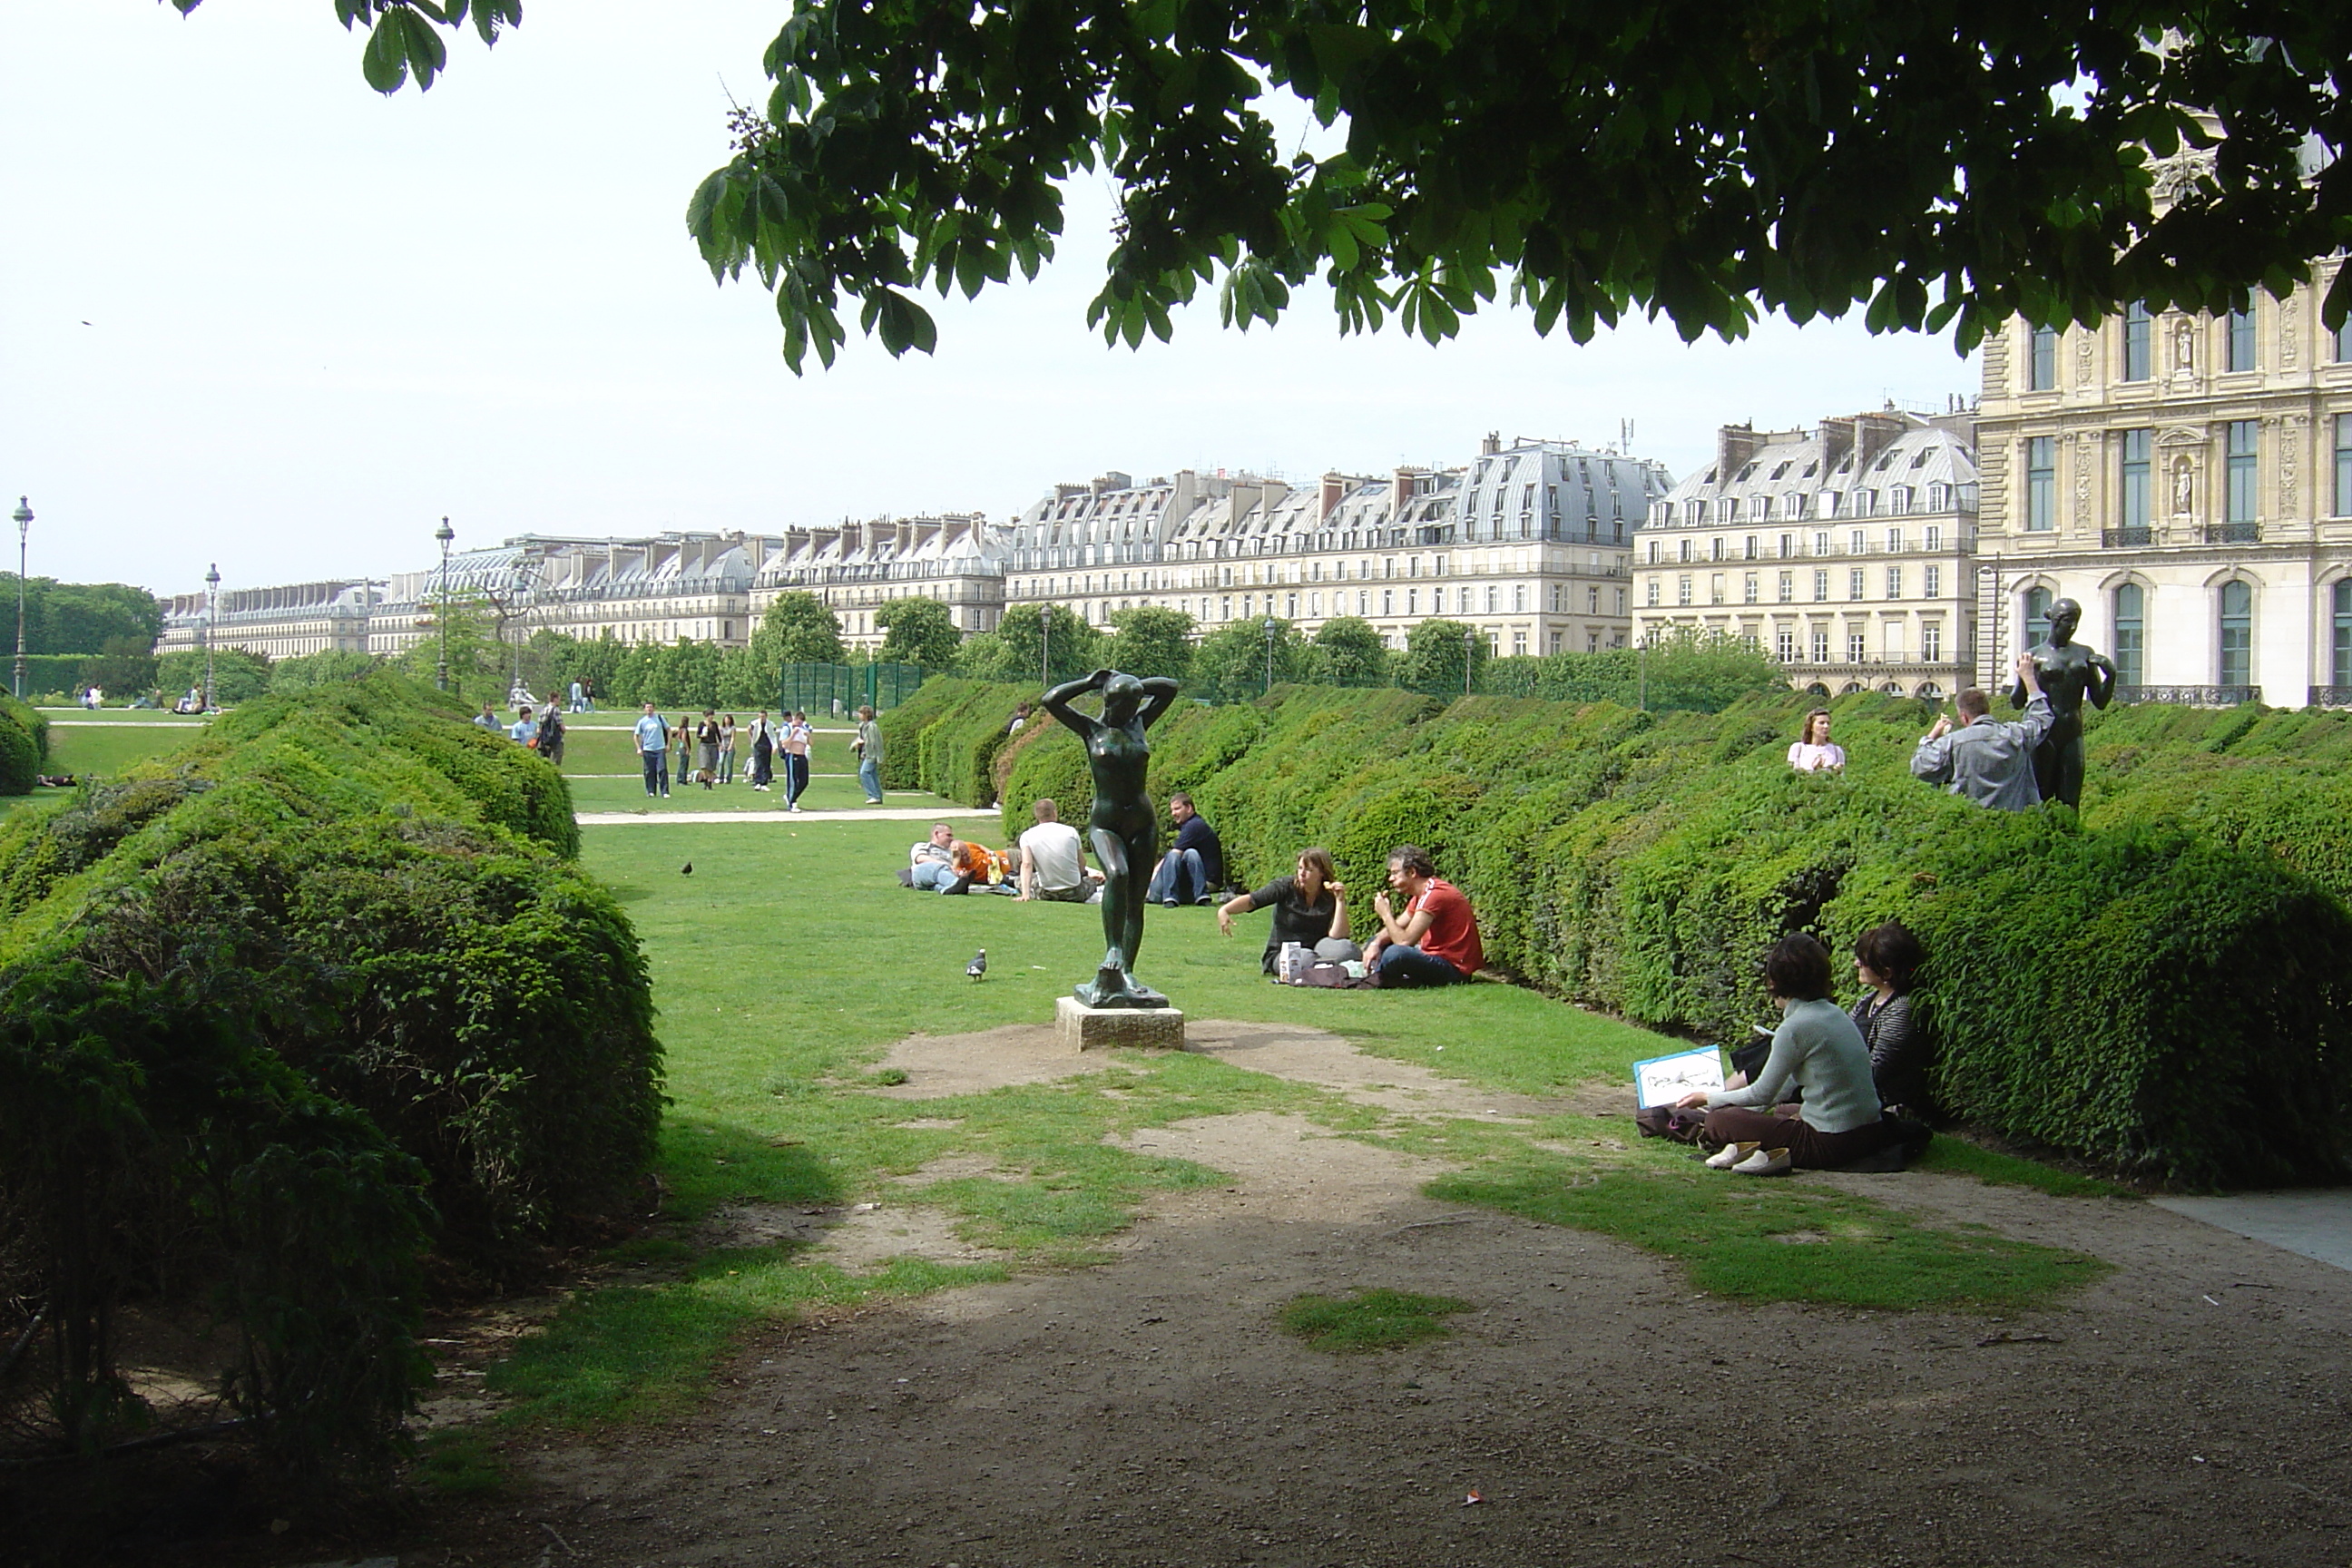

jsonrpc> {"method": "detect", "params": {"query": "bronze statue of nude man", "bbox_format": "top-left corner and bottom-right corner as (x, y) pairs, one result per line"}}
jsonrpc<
(1042, 667), (1181, 1008)
(2008, 596), (2117, 809)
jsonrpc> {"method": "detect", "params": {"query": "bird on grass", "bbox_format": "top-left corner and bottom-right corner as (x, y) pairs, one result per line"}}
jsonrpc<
(680, 861), (693, 876)
(965, 948), (987, 980)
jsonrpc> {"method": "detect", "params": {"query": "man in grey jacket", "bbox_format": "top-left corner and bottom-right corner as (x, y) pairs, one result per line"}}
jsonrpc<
(1911, 655), (2055, 810)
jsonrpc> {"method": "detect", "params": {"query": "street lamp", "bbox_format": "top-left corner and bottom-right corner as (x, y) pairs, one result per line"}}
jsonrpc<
(1039, 602), (1052, 691)
(202, 564), (220, 711)
(1262, 617), (1279, 697)
(1463, 623), (1476, 697)
(435, 517), (456, 693)
(10, 497), (30, 701)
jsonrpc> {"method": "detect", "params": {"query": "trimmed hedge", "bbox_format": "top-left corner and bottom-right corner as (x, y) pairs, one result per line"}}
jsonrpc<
(878, 677), (1038, 807)
(915, 678), (2352, 1189)
(0, 672), (659, 1476)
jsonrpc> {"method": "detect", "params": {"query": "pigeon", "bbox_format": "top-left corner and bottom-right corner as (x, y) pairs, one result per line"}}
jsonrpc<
(965, 948), (987, 980)
(680, 861), (693, 876)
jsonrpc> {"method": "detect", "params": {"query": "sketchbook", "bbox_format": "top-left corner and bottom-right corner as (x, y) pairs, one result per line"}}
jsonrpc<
(1631, 1046), (1727, 1110)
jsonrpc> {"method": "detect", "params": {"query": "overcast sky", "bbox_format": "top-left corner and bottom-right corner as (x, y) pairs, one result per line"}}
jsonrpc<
(1, 1), (1978, 600)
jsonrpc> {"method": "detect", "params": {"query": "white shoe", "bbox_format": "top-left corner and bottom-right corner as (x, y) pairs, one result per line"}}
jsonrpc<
(1731, 1146), (1793, 1176)
(1704, 1141), (1760, 1171)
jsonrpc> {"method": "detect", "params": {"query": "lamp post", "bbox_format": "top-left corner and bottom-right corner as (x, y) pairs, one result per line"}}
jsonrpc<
(1262, 617), (1279, 696)
(1462, 624), (1477, 697)
(1038, 602), (1051, 691)
(435, 517), (456, 693)
(10, 497), (29, 701)
(202, 564), (220, 711)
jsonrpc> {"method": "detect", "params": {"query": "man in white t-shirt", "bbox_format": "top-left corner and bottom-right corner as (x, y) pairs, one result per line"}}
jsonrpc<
(1016, 799), (1100, 903)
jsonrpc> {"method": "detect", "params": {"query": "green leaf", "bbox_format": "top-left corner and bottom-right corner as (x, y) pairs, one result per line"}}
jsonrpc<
(361, 13), (410, 93)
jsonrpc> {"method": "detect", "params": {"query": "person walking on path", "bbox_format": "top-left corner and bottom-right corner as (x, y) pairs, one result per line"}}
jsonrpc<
(671, 714), (693, 792)
(747, 710), (775, 790)
(781, 710), (812, 810)
(695, 710), (722, 789)
(633, 702), (671, 799)
(1911, 656), (2056, 811)
(473, 702), (501, 732)
(568, 679), (585, 714)
(854, 705), (885, 804)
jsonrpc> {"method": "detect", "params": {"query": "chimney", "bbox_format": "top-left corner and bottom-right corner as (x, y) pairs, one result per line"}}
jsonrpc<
(1319, 471), (1347, 520)
(1715, 423), (1763, 482)
(1852, 411), (1906, 476)
(1393, 466), (1426, 519)
(1820, 418), (1854, 473)
(1480, 431), (1501, 456)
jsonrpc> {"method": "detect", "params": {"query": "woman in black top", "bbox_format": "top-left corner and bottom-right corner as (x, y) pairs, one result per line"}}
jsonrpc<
(1218, 848), (1351, 974)
(1850, 920), (1931, 1115)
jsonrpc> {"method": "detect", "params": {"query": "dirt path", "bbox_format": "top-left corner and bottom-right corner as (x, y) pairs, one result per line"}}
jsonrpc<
(424, 1024), (2352, 1568)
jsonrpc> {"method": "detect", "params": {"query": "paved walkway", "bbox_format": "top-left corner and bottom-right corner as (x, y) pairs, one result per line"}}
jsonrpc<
(2151, 1191), (2352, 1273)
(45, 720), (207, 727)
(575, 806), (997, 826)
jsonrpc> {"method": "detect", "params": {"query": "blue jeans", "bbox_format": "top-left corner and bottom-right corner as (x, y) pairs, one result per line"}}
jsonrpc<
(641, 750), (668, 796)
(1146, 848), (1207, 905)
(860, 758), (882, 801)
(911, 860), (961, 892)
(1374, 944), (1466, 988)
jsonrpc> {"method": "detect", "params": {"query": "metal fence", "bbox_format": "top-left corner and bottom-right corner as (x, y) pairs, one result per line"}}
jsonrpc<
(778, 662), (929, 716)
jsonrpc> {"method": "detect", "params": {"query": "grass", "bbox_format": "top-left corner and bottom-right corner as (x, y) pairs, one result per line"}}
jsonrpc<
(1913, 1137), (2134, 1198)
(1279, 1289), (1473, 1353)
(468, 799), (2114, 1426)
(43, 721), (205, 777)
(1428, 1161), (2110, 1310)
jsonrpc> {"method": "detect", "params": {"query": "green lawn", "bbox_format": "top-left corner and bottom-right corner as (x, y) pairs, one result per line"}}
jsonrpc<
(483, 807), (2111, 1426)
(43, 721), (207, 776)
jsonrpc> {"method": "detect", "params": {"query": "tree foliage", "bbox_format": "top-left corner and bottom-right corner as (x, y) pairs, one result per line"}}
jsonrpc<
(874, 595), (965, 668)
(961, 603), (1102, 687)
(0, 577), (162, 656)
(1192, 616), (1307, 701)
(1400, 617), (1486, 697)
(1105, 605), (1196, 681)
(757, 592), (849, 665)
(1309, 616), (1390, 687)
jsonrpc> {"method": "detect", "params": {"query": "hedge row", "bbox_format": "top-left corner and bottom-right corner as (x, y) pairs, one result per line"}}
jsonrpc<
(913, 677), (2352, 1189)
(878, 677), (1038, 808)
(0, 673), (660, 1476)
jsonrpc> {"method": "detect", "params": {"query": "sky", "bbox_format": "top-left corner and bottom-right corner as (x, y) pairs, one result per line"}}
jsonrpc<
(0, 1), (1978, 601)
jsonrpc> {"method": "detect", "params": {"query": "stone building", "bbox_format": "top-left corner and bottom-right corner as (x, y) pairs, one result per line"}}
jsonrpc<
(1974, 258), (2352, 706)
(1632, 410), (1981, 700)
(749, 513), (1008, 652)
(1002, 435), (1663, 655)
(155, 579), (384, 662)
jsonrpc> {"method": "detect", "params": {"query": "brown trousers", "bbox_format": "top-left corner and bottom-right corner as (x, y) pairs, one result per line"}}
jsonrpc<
(1703, 1105), (1899, 1171)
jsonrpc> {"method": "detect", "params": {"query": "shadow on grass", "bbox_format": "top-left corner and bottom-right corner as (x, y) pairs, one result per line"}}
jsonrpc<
(1428, 1161), (2109, 1311)
(1915, 1136), (2136, 1199)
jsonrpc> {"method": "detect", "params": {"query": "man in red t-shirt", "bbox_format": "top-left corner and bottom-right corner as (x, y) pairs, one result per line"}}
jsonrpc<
(1364, 844), (1483, 987)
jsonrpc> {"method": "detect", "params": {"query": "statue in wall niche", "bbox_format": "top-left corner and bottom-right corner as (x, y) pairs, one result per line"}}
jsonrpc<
(2174, 318), (2195, 372)
(1042, 667), (1181, 1008)
(2172, 456), (2195, 516)
(2009, 597), (2117, 809)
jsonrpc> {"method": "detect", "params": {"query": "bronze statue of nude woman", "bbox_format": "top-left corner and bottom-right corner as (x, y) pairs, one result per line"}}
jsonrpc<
(1042, 668), (1181, 1008)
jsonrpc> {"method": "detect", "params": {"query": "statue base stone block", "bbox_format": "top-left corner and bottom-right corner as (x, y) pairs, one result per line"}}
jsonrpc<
(1056, 996), (1187, 1053)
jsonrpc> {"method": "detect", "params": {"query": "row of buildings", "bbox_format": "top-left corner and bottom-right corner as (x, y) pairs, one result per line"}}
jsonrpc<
(164, 278), (2352, 708)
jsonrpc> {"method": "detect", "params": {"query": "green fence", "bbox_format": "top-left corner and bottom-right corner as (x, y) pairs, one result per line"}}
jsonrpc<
(778, 662), (929, 717)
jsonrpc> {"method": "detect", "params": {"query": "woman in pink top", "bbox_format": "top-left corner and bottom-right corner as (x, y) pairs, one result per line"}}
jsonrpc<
(1787, 709), (1847, 773)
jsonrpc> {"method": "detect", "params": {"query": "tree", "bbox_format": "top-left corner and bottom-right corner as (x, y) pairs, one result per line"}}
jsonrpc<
(392, 591), (501, 704)
(1104, 606), (1196, 681)
(1400, 618), (1486, 698)
(1308, 617), (1390, 688)
(157, 648), (271, 705)
(270, 650), (378, 694)
(756, 592), (848, 665)
(874, 597), (965, 668)
(965, 605), (1102, 687)
(1191, 617), (1306, 702)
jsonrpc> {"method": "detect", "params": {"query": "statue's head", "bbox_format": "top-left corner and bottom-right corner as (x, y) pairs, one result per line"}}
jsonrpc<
(1102, 671), (1144, 713)
(2050, 598), (2082, 642)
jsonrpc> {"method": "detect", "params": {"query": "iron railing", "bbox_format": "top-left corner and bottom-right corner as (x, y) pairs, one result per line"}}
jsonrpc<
(2202, 523), (2262, 544)
(2102, 527), (2154, 548)
(2118, 684), (2260, 706)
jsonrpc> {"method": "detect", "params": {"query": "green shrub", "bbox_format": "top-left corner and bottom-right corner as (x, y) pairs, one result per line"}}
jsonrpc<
(0, 671), (661, 1479)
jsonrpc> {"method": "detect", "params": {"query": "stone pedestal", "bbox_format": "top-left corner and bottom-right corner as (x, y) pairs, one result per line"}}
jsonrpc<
(1056, 995), (1186, 1053)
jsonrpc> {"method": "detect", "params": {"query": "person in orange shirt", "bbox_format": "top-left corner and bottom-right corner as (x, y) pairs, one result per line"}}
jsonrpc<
(1363, 844), (1483, 987)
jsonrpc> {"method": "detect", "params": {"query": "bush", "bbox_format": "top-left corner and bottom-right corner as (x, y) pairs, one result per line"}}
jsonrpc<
(0, 671), (661, 1478)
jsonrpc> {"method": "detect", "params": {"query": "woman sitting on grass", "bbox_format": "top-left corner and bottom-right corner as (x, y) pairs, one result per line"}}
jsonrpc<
(1676, 933), (1898, 1176)
(1217, 848), (1353, 974)
(1851, 920), (1932, 1118)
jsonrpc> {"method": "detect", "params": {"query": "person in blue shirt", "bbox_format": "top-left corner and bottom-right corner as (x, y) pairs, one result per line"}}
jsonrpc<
(507, 706), (536, 744)
(472, 703), (500, 731)
(633, 702), (671, 798)
(1146, 793), (1223, 906)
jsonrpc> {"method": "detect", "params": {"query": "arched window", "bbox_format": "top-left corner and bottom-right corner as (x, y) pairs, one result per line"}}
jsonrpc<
(2112, 583), (2145, 687)
(2218, 581), (2253, 687)
(2333, 580), (2351, 690)
(2024, 586), (2053, 651)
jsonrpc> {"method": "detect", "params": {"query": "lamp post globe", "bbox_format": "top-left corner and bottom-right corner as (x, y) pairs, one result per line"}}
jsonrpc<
(434, 517), (456, 693)
(10, 497), (30, 702)
(203, 563), (221, 711)
(1038, 602), (1052, 691)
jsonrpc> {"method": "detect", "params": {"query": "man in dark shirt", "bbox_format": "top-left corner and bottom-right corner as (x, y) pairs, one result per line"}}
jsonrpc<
(1146, 792), (1223, 906)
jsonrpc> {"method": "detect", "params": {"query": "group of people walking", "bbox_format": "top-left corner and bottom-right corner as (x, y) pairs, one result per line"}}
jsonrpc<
(632, 706), (815, 804)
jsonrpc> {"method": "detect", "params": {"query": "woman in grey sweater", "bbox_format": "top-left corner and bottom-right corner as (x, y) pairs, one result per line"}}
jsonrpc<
(1677, 933), (1898, 1173)
(1850, 921), (1932, 1117)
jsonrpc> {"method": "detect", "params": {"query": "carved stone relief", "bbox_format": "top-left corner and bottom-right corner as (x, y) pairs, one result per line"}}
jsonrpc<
(2280, 415), (2301, 513)
(2073, 431), (2097, 525)
(2077, 328), (2095, 386)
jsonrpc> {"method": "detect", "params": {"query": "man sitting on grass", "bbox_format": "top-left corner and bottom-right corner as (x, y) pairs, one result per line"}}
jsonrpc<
(1146, 792), (1223, 906)
(1362, 844), (1483, 987)
(1017, 799), (1102, 903)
